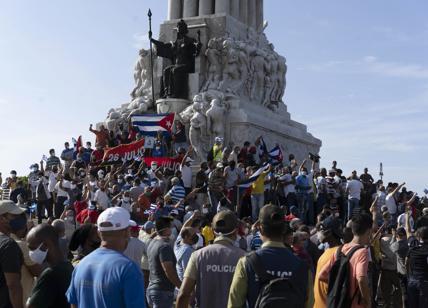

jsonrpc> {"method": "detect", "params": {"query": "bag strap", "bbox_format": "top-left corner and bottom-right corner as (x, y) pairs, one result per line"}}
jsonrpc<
(247, 252), (274, 283)
(344, 245), (365, 261)
(335, 244), (344, 259)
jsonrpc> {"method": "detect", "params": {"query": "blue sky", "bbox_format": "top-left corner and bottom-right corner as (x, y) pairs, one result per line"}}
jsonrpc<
(0, 1), (427, 193)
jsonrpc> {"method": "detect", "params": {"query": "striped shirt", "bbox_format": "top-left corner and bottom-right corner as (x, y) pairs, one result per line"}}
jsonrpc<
(168, 185), (186, 203)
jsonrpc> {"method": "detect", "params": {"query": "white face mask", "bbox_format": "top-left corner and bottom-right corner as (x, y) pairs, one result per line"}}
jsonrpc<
(123, 197), (130, 202)
(70, 184), (76, 190)
(300, 171), (307, 176)
(151, 165), (157, 171)
(202, 208), (209, 214)
(29, 243), (48, 264)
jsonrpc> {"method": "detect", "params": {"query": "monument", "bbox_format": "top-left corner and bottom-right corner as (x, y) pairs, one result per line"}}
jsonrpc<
(102, 0), (322, 161)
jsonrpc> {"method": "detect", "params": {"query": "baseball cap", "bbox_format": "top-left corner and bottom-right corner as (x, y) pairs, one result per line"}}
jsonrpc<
(320, 216), (343, 239)
(0, 200), (25, 215)
(97, 207), (131, 232)
(423, 207), (428, 216)
(259, 205), (284, 226)
(142, 221), (155, 231)
(216, 162), (224, 169)
(170, 209), (179, 216)
(212, 210), (238, 234)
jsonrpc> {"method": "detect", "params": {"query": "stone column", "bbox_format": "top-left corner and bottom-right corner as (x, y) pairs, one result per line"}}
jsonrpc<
(168, 0), (182, 20)
(247, 0), (256, 29)
(239, 0), (248, 25)
(183, 0), (198, 17)
(199, 0), (214, 16)
(256, 0), (263, 31)
(231, 0), (240, 19)
(215, 0), (230, 15)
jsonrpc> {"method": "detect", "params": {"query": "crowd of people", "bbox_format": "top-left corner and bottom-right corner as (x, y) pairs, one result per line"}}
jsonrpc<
(0, 122), (428, 308)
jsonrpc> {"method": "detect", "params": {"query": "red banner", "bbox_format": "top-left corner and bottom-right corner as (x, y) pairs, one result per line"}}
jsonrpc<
(143, 157), (182, 170)
(102, 139), (145, 164)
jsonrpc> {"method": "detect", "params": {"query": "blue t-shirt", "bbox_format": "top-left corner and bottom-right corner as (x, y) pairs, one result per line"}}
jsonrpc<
(66, 248), (146, 308)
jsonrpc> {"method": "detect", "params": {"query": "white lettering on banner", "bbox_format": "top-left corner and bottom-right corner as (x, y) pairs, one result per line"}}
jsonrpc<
(206, 264), (236, 273)
(266, 270), (293, 278)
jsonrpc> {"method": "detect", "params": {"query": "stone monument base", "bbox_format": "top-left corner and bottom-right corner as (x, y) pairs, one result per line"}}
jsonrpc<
(156, 98), (190, 114)
(225, 101), (321, 162)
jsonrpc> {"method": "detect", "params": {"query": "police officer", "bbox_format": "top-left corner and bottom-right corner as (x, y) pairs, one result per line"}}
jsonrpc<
(228, 204), (311, 308)
(176, 210), (245, 308)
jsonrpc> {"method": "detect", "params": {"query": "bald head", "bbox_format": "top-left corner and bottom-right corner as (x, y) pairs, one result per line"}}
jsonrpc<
(27, 223), (59, 251)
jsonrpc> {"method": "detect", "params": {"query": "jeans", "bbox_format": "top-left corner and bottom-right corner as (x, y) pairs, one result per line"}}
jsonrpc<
(316, 193), (327, 216)
(347, 198), (360, 221)
(251, 194), (264, 222)
(146, 287), (174, 308)
(407, 279), (428, 308)
(297, 192), (309, 224)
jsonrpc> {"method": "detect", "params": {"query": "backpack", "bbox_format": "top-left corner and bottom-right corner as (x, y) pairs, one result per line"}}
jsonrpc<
(247, 252), (301, 308)
(327, 244), (365, 308)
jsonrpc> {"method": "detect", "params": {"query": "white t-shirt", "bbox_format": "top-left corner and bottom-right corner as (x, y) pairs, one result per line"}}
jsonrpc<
(94, 189), (110, 210)
(123, 237), (145, 268)
(346, 179), (363, 200)
(47, 171), (58, 193)
(224, 166), (241, 188)
(397, 213), (414, 231)
(385, 194), (397, 214)
(55, 180), (70, 198)
(280, 174), (295, 196)
(180, 165), (192, 188)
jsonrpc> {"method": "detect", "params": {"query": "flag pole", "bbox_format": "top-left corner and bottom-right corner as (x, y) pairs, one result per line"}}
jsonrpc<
(148, 9), (155, 105)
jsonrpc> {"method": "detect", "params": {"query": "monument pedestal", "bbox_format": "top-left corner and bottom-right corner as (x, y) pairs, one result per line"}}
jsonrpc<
(156, 98), (190, 114)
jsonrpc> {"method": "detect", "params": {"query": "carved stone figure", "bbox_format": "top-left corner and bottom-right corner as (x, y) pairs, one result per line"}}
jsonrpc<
(206, 98), (227, 139)
(251, 50), (267, 102)
(218, 39), (241, 93)
(130, 48), (152, 99)
(203, 38), (222, 91)
(150, 19), (202, 99)
(189, 102), (209, 160)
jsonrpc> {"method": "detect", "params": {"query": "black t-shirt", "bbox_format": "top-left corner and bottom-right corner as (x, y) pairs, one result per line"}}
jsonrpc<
(407, 243), (428, 280)
(147, 238), (176, 292)
(0, 234), (23, 308)
(28, 261), (74, 308)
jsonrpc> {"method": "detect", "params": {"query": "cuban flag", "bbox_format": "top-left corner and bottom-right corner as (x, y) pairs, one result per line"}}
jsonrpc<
(131, 113), (175, 137)
(258, 137), (268, 160)
(268, 145), (283, 165)
(238, 163), (270, 189)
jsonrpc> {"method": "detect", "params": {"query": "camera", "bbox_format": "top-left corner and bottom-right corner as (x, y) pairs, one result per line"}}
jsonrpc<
(309, 152), (321, 163)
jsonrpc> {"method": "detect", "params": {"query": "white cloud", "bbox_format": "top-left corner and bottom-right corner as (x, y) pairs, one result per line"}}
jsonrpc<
(300, 56), (428, 79)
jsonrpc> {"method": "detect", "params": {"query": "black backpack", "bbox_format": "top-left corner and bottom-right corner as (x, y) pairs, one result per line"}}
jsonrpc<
(327, 245), (364, 308)
(247, 252), (301, 308)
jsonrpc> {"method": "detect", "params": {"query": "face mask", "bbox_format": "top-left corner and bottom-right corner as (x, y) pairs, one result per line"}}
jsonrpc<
(9, 215), (27, 232)
(128, 170), (133, 175)
(118, 179), (123, 184)
(79, 172), (86, 177)
(202, 208), (209, 214)
(123, 197), (130, 202)
(98, 174), (104, 180)
(318, 242), (330, 251)
(29, 243), (48, 264)
(300, 171), (307, 176)
(151, 165), (157, 171)
(11, 174), (16, 179)
(70, 184), (76, 190)
(51, 152), (55, 157)
(77, 157), (83, 162)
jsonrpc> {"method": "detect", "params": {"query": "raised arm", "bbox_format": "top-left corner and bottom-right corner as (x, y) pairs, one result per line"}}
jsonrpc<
(391, 182), (405, 196)
(299, 159), (307, 172)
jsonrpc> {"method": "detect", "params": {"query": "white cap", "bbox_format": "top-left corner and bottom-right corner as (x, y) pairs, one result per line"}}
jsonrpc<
(97, 207), (131, 232)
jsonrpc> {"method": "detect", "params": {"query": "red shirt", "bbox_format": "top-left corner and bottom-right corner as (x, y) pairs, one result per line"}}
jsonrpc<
(91, 149), (104, 163)
(73, 201), (87, 216)
(76, 209), (99, 224)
